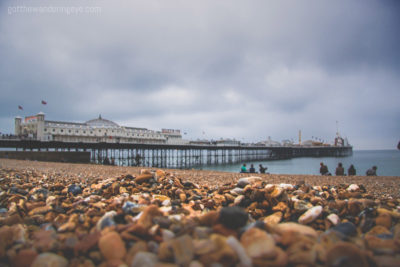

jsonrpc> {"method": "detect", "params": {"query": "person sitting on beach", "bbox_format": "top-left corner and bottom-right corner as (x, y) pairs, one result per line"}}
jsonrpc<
(348, 164), (356, 176)
(249, 164), (256, 173)
(366, 166), (377, 176)
(240, 164), (248, 173)
(259, 164), (267, 174)
(320, 162), (329, 175)
(335, 162), (345, 176)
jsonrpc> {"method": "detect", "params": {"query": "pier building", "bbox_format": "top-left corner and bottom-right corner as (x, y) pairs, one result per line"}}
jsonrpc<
(14, 113), (187, 145)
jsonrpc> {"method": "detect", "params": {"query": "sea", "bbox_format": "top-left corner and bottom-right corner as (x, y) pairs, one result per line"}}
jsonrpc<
(197, 150), (400, 176)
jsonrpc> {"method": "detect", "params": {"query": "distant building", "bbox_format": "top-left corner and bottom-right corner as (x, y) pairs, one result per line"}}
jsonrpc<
(214, 139), (241, 146)
(15, 113), (188, 145)
(257, 136), (281, 147)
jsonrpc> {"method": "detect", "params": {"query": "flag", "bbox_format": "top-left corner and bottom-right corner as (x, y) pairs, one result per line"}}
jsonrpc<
(41, 100), (47, 105)
(18, 105), (23, 110)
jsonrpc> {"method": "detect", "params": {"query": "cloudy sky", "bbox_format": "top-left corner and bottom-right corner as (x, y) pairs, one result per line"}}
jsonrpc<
(1, 0), (399, 150)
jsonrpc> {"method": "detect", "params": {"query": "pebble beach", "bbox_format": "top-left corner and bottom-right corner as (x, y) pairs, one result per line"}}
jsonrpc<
(1, 159), (400, 266)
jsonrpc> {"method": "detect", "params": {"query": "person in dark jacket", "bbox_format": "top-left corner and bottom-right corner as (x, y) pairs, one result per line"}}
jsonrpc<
(348, 164), (356, 176)
(366, 166), (377, 176)
(335, 162), (345, 176)
(259, 164), (267, 173)
(249, 164), (256, 173)
(320, 162), (329, 175)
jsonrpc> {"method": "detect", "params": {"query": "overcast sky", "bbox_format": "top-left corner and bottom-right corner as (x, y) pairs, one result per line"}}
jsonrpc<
(1, 0), (399, 149)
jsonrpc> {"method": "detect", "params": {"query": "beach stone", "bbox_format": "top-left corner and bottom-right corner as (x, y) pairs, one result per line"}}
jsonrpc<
(11, 223), (27, 244)
(171, 234), (194, 266)
(135, 173), (153, 184)
(31, 252), (68, 267)
(68, 184), (82, 195)
(138, 205), (163, 229)
(346, 184), (360, 192)
(234, 195), (245, 206)
(12, 248), (38, 267)
(74, 231), (101, 254)
(294, 200), (313, 213)
(130, 251), (158, 267)
(226, 236), (252, 267)
(274, 222), (318, 238)
(326, 213), (340, 226)
(270, 186), (284, 198)
(99, 231), (126, 261)
(218, 206), (248, 229)
(366, 225), (391, 236)
(237, 176), (262, 188)
(32, 229), (59, 252)
(331, 222), (357, 237)
(365, 235), (399, 254)
(375, 213), (392, 229)
(213, 223), (238, 237)
(198, 210), (220, 226)
(28, 205), (52, 216)
(240, 227), (276, 259)
(1, 213), (23, 225)
(298, 205), (322, 224)
(199, 234), (237, 266)
(263, 212), (282, 226)
(230, 187), (244, 196)
(96, 211), (117, 230)
(326, 242), (368, 267)
(193, 239), (217, 255)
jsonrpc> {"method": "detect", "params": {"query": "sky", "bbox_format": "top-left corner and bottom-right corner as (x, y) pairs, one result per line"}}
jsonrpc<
(0, 0), (399, 150)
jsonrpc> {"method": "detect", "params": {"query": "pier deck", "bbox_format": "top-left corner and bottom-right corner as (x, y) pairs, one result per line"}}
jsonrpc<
(0, 139), (352, 168)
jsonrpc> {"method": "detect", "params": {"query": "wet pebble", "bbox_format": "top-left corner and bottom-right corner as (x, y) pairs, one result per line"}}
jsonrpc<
(68, 184), (82, 196)
(218, 206), (248, 229)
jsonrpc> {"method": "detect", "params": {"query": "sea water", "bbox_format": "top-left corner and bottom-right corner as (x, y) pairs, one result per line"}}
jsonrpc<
(198, 150), (400, 176)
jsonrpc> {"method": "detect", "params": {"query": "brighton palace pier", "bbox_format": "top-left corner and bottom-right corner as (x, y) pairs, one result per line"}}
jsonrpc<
(0, 112), (352, 167)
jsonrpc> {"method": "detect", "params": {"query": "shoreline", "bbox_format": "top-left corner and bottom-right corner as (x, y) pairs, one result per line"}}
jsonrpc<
(1, 159), (399, 198)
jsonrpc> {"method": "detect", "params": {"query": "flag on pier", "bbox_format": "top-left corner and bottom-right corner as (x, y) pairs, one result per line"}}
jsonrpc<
(18, 105), (23, 110)
(41, 100), (47, 105)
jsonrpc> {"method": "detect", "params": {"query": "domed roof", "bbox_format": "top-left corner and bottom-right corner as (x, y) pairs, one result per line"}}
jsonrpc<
(85, 115), (119, 127)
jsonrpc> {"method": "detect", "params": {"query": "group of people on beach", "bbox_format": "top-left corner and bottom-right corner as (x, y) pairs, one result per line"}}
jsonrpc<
(320, 162), (378, 176)
(240, 163), (268, 174)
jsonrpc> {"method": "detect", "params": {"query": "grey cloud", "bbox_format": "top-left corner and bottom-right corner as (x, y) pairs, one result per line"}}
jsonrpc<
(0, 0), (399, 149)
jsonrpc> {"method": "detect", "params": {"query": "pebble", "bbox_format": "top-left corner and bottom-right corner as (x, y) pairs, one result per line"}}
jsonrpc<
(218, 206), (248, 229)
(131, 251), (159, 267)
(226, 236), (252, 267)
(240, 227), (276, 259)
(237, 176), (262, 188)
(98, 231), (127, 261)
(31, 252), (68, 267)
(96, 211), (117, 230)
(298, 205), (323, 224)
(68, 184), (82, 195)
(331, 222), (358, 237)
(326, 213), (340, 226)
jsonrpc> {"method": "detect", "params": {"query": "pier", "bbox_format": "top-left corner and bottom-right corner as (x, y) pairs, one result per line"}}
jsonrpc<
(0, 139), (352, 168)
